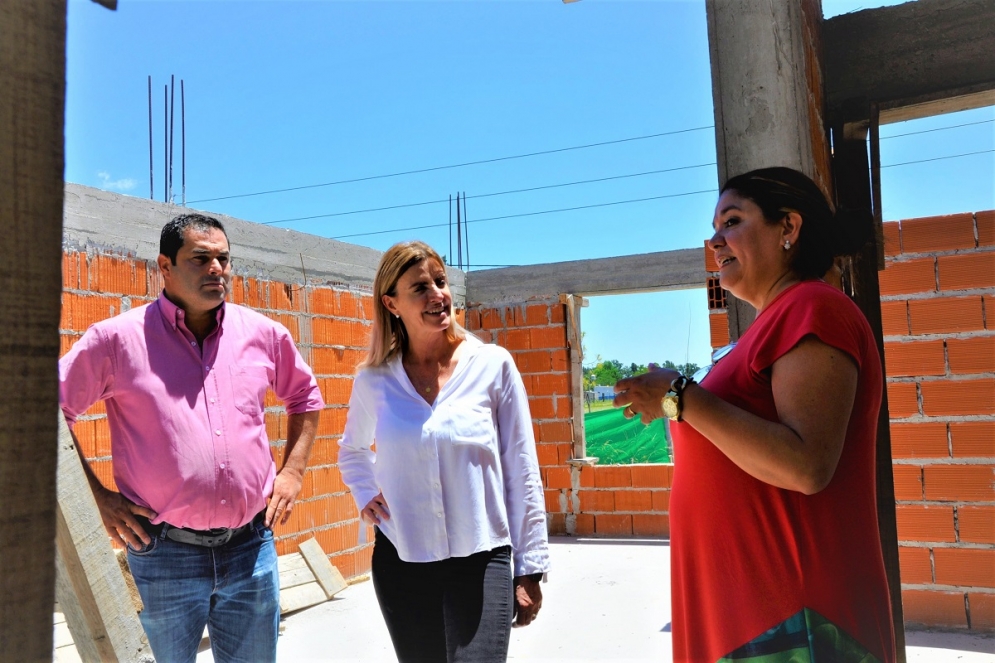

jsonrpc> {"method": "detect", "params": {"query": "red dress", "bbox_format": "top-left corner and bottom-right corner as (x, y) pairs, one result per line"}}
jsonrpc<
(670, 280), (896, 662)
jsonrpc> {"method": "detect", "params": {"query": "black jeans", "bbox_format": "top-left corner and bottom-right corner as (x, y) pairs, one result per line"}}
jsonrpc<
(372, 528), (513, 663)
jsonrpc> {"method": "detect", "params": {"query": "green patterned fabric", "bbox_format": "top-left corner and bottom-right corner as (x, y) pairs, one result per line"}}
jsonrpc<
(717, 608), (881, 663)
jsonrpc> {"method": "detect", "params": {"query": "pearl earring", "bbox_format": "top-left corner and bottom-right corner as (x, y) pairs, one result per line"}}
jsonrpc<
(783, 240), (791, 250)
(394, 314), (400, 319)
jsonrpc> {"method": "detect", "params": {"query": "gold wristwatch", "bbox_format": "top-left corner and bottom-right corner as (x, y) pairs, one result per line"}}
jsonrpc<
(661, 375), (693, 422)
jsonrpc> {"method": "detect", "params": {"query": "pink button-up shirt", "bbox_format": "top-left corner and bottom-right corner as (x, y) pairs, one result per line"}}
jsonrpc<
(59, 293), (324, 530)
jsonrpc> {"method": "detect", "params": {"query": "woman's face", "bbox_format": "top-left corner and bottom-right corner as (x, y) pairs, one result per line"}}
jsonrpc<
(382, 259), (452, 337)
(707, 190), (792, 309)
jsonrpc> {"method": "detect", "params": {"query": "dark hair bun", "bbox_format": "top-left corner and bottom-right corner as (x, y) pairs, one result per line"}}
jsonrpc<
(830, 207), (874, 257)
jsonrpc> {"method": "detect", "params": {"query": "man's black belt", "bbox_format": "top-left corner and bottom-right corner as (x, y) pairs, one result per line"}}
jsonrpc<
(141, 513), (261, 548)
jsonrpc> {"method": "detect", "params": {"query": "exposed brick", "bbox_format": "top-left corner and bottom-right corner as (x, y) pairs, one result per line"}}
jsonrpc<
(878, 258), (936, 297)
(320, 377), (353, 406)
(920, 379), (995, 417)
(923, 465), (995, 502)
(890, 422), (949, 459)
(594, 514), (632, 536)
(895, 505), (955, 542)
(950, 422), (995, 458)
(464, 309), (482, 331)
(63, 253), (82, 289)
(312, 318), (360, 347)
(910, 296), (985, 335)
(883, 340), (945, 378)
(632, 514), (670, 537)
(550, 303), (566, 324)
(630, 464), (671, 489)
(515, 350), (552, 374)
(539, 420), (573, 443)
(934, 548), (995, 588)
(882, 221), (901, 257)
(316, 408), (347, 437)
(530, 326), (567, 350)
(594, 466), (631, 488)
(534, 373), (570, 397)
(970, 592), (995, 630)
(535, 443), (559, 467)
(90, 255), (149, 297)
(554, 396), (573, 419)
(480, 308), (504, 330)
(958, 506), (995, 544)
(947, 336), (995, 375)
(308, 437), (339, 466)
(703, 239), (719, 272)
(519, 304), (549, 326)
(709, 312), (730, 349)
(547, 512), (567, 535)
(310, 347), (364, 376)
(545, 466), (571, 490)
(902, 590), (967, 629)
(574, 513), (595, 535)
(504, 329), (531, 352)
(977, 210), (995, 247)
(893, 465), (924, 501)
(60, 293), (121, 332)
(578, 490), (614, 512)
(614, 490), (653, 512)
(898, 545), (933, 584)
(528, 397), (555, 420)
(938, 253), (995, 291)
(550, 349), (569, 372)
(544, 489), (561, 513)
(901, 213), (976, 253)
(579, 465), (595, 488)
(886, 381), (919, 418)
(880, 300), (910, 336)
(652, 490), (671, 512)
(556, 443), (574, 464)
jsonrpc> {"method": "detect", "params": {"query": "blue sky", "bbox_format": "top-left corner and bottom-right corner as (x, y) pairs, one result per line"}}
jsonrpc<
(66, 0), (994, 368)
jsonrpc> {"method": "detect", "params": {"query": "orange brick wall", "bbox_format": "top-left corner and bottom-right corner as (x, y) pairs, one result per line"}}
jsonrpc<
(465, 299), (674, 538)
(704, 209), (995, 632)
(881, 211), (995, 631)
(61, 250), (377, 580)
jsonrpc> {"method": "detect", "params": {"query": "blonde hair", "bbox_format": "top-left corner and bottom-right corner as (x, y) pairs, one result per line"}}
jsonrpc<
(361, 240), (466, 369)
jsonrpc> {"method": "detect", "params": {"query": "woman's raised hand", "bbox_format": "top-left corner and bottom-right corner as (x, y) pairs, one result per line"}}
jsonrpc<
(613, 365), (680, 424)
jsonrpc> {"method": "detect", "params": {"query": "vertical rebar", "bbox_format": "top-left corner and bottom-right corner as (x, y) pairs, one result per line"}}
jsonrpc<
(181, 79), (186, 206)
(148, 76), (153, 200)
(448, 194), (453, 266)
(163, 85), (168, 202)
(462, 191), (469, 272)
(456, 192), (463, 270)
(169, 74), (175, 203)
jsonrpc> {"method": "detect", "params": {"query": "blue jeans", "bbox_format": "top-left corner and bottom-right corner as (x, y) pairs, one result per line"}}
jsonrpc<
(126, 518), (280, 663)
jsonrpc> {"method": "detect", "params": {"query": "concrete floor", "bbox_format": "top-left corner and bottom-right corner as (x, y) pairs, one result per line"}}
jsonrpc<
(195, 536), (994, 663)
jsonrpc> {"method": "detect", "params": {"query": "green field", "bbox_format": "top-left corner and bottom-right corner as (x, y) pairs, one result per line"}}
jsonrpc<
(583, 405), (671, 464)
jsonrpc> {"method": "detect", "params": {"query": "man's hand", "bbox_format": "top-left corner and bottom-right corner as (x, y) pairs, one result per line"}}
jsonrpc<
(93, 486), (156, 550)
(513, 576), (543, 627)
(267, 467), (303, 527)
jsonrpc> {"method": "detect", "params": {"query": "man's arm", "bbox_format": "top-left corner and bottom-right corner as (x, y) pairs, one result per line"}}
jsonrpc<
(68, 425), (156, 548)
(266, 410), (320, 527)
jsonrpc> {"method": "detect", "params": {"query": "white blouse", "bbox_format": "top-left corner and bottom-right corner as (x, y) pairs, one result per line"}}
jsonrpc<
(338, 336), (550, 577)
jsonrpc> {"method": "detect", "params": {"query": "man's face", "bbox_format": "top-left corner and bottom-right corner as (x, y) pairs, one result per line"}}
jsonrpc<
(158, 227), (231, 315)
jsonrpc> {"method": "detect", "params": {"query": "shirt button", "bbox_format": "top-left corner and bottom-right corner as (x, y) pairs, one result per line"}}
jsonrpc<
(190, 341), (196, 346)
(434, 482), (440, 488)
(221, 499), (226, 505)
(215, 429), (221, 436)
(210, 398), (216, 404)
(220, 463), (225, 469)
(436, 512), (443, 518)
(205, 366), (210, 371)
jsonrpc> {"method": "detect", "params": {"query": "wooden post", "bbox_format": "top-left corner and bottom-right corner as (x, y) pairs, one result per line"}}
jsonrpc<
(561, 294), (586, 460)
(55, 412), (153, 662)
(0, 1), (66, 660)
(832, 118), (907, 659)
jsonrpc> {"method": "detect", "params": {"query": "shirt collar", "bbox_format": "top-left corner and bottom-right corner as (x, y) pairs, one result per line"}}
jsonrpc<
(156, 291), (226, 331)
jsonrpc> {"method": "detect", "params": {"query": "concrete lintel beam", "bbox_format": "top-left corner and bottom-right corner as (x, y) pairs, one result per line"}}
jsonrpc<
(464, 248), (706, 305)
(62, 184), (467, 304)
(824, 0), (995, 125)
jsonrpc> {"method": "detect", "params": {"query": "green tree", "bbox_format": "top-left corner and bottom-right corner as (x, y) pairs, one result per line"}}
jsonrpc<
(661, 360), (700, 377)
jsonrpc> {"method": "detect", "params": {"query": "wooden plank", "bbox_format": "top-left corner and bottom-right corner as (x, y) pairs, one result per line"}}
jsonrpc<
(54, 412), (153, 662)
(299, 538), (348, 599)
(279, 582), (330, 615)
(279, 553), (319, 590)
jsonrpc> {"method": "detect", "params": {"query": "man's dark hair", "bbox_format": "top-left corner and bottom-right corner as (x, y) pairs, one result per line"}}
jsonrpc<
(159, 214), (229, 264)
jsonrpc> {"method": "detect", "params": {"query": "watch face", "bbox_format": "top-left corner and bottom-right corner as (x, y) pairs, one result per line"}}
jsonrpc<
(662, 393), (679, 420)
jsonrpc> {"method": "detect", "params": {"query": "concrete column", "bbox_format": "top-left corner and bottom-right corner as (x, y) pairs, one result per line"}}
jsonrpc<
(705, 0), (832, 337)
(0, 1), (67, 660)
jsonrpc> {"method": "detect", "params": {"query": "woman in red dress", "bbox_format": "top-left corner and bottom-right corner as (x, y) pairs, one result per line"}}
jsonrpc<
(615, 167), (896, 662)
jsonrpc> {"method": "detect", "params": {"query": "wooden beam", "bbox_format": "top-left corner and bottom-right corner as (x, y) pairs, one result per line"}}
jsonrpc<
(824, 0), (995, 125)
(55, 413), (153, 662)
(832, 122), (907, 661)
(465, 248), (706, 305)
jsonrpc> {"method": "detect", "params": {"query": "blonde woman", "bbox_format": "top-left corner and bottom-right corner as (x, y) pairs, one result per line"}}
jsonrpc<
(339, 241), (549, 662)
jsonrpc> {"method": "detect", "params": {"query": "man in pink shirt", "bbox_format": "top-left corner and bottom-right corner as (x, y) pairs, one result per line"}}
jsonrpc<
(59, 214), (324, 663)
